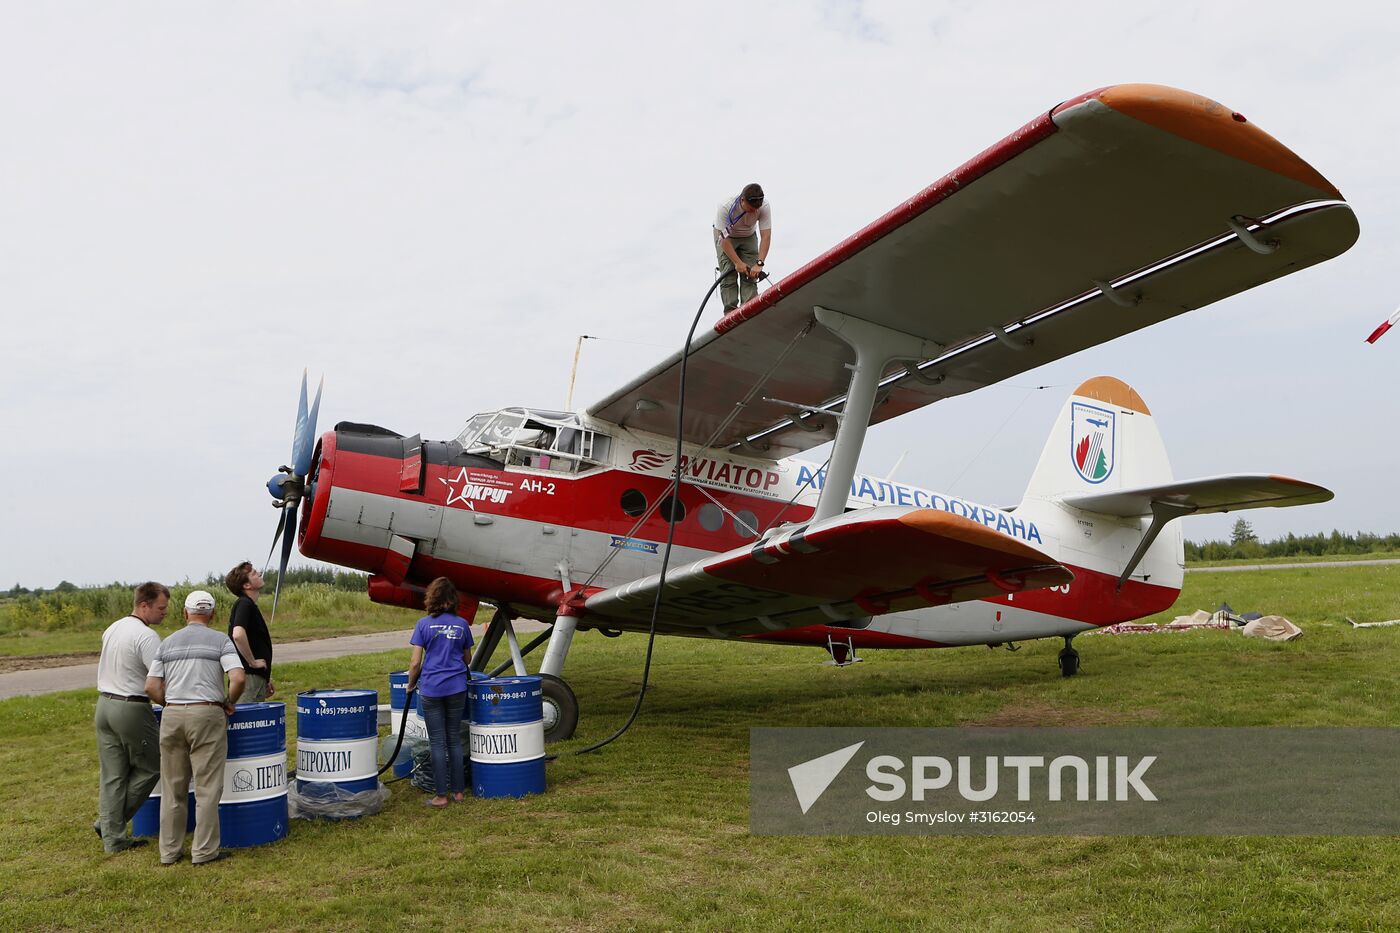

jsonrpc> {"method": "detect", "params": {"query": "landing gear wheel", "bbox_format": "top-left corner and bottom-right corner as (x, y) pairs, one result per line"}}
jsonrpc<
(1058, 645), (1080, 677)
(537, 673), (579, 742)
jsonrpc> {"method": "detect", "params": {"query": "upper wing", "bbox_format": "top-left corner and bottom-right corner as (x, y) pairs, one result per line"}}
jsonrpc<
(1061, 474), (1333, 518)
(588, 85), (1358, 457)
(580, 506), (1071, 636)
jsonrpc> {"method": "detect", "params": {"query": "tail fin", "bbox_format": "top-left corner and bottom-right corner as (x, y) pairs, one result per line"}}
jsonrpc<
(1021, 376), (1172, 503)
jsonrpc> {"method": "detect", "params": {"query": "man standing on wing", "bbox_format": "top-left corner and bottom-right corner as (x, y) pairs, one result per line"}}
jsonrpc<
(713, 182), (772, 313)
(225, 561), (273, 702)
(94, 581), (170, 854)
(145, 590), (245, 866)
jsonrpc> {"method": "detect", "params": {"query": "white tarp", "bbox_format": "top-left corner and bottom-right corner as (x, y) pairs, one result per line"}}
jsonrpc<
(1241, 616), (1303, 641)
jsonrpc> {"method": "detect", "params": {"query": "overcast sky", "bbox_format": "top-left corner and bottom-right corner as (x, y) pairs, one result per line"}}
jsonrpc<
(1, 2), (1395, 588)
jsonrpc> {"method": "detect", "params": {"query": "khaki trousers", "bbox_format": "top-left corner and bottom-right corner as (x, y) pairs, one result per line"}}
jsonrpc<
(158, 704), (227, 863)
(715, 233), (759, 312)
(94, 696), (160, 852)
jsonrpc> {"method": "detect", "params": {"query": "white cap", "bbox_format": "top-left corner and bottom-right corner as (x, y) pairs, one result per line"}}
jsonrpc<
(184, 590), (216, 615)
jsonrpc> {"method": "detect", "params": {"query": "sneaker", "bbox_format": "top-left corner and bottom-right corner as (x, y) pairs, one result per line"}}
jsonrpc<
(193, 851), (232, 865)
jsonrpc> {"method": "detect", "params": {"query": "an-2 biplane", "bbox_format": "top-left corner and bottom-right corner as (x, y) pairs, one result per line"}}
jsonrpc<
(266, 85), (1357, 740)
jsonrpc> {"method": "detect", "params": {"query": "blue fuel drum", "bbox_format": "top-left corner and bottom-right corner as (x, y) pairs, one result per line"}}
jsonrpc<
(296, 689), (379, 797)
(468, 676), (546, 798)
(218, 702), (288, 847)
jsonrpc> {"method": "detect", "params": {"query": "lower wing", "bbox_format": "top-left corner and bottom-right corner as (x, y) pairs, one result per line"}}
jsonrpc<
(581, 507), (1071, 636)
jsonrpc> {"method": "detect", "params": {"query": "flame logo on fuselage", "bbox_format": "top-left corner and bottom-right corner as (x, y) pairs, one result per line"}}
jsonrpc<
(629, 449), (669, 472)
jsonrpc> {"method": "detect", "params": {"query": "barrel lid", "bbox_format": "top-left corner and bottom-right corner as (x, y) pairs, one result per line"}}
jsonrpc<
(297, 689), (377, 700)
(471, 675), (541, 690)
(231, 701), (285, 716)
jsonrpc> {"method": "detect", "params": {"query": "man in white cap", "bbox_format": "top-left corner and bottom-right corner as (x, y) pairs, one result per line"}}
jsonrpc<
(94, 581), (169, 853)
(145, 590), (245, 866)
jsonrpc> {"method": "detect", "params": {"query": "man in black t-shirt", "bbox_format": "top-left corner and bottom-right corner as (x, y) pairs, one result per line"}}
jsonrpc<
(223, 561), (274, 702)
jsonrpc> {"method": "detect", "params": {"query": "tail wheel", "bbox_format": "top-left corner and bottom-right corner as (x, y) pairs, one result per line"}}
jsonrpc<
(538, 673), (579, 742)
(1058, 647), (1080, 677)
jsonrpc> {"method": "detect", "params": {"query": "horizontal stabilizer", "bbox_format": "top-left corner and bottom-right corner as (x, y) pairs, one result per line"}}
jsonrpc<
(1061, 474), (1333, 518)
(582, 507), (1072, 636)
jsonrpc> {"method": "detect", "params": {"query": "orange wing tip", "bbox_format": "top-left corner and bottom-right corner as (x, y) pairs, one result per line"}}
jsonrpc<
(1071, 375), (1150, 415)
(1090, 84), (1343, 200)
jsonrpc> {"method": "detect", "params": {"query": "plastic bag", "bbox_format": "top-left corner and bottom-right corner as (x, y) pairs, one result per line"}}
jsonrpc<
(288, 779), (391, 820)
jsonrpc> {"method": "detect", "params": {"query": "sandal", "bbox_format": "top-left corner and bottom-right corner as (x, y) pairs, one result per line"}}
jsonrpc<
(425, 796), (450, 808)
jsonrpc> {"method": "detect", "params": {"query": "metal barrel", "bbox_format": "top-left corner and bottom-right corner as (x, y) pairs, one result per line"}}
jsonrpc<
(131, 704), (193, 837)
(295, 689), (380, 797)
(218, 702), (289, 847)
(388, 670), (427, 741)
(468, 676), (546, 798)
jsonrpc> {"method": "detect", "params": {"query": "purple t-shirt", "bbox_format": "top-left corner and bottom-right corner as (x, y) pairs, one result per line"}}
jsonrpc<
(410, 613), (475, 698)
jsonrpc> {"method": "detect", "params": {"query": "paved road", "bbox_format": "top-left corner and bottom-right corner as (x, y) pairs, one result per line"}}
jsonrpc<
(0, 622), (547, 701)
(1188, 558), (1400, 573)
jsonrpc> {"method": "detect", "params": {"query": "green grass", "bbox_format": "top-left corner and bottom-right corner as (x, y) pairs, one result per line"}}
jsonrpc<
(5, 551), (1394, 661)
(0, 585), (495, 659)
(1, 567), (1398, 931)
(1148, 562), (1400, 627)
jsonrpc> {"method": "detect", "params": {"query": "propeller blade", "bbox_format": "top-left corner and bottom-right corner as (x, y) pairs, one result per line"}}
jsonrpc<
(263, 507), (289, 575)
(292, 370), (308, 463)
(293, 375), (323, 477)
(269, 502), (299, 624)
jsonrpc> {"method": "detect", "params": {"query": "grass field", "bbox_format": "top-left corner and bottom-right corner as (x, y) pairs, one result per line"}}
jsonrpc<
(0, 584), (493, 660)
(5, 555), (1400, 662)
(1, 566), (1397, 931)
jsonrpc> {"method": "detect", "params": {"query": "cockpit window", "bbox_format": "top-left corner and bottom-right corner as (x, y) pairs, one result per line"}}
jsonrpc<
(455, 408), (612, 475)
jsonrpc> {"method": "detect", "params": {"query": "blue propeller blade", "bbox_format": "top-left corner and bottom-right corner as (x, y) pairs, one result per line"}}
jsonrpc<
(292, 374), (323, 478)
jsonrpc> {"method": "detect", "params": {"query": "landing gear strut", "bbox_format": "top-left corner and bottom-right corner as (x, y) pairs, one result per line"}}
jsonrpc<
(471, 606), (580, 741)
(1057, 636), (1080, 677)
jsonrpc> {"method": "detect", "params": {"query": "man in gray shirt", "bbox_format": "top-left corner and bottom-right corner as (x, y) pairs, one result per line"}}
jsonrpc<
(713, 183), (772, 313)
(145, 590), (245, 866)
(94, 581), (169, 853)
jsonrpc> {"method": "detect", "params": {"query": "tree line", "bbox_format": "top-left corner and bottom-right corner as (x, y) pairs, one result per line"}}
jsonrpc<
(5, 567), (370, 600)
(1184, 520), (1400, 562)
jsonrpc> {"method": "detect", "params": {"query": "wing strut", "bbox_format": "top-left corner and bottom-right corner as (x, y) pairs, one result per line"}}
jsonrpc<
(811, 306), (943, 523)
(1116, 500), (1198, 591)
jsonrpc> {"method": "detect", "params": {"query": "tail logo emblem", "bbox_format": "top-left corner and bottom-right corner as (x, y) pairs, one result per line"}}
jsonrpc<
(1070, 402), (1115, 484)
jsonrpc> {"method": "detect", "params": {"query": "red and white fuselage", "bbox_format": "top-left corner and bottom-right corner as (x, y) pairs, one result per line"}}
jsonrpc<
(298, 377), (1190, 652)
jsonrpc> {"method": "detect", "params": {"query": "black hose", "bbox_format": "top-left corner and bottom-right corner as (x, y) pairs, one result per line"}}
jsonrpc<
(564, 270), (731, 757)
(376, 688), (418, 779)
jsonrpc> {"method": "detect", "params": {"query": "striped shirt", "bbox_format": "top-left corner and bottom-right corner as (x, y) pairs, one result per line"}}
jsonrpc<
(149, 623), (241, 703)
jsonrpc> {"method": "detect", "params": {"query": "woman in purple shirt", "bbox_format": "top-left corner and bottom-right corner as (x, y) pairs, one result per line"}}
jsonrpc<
(406, 578), (475, 807)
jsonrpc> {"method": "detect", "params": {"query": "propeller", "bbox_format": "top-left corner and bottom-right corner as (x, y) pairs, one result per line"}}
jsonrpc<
(264, 370), (323, 622)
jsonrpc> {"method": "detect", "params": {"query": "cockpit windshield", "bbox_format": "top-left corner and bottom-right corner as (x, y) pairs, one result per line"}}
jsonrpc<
(455, 408), (612, 474)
